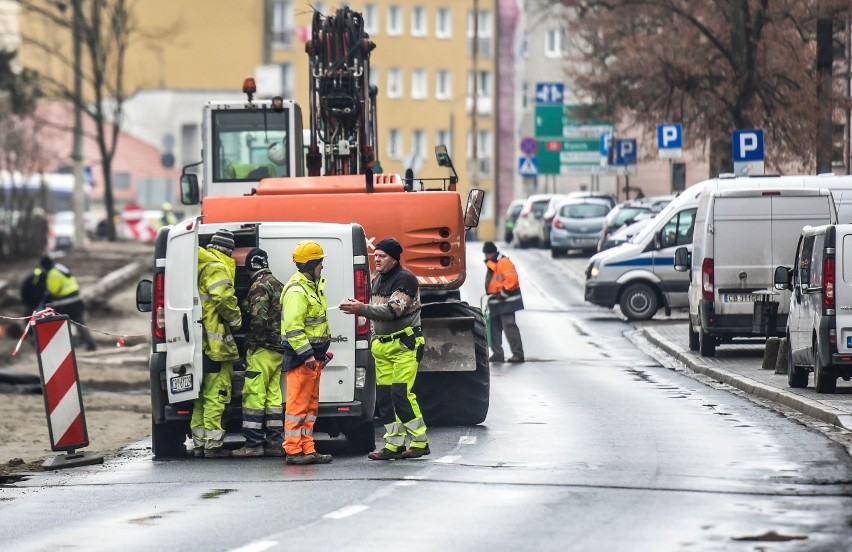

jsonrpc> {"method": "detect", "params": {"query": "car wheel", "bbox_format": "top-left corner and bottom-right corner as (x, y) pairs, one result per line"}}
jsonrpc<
(698, 325), (716, 357)
(550, 247), (563, 258)
(813, 345), (837, 393)
(688, 319), (699, 351)
(618, 283), (658, 321)
(787, 337), (808, 388)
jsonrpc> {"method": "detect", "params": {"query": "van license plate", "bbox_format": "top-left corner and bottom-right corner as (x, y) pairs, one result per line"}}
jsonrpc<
(723, 294), (771, 303)
(170, 374), (193, 394)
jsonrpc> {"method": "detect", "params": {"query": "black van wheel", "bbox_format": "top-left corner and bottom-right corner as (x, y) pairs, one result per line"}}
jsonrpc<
(619, 283), (658, 321)
(813, 347), (837, 393)
(152, 421), (189, 459)
(688, 319), (699, 351)
(787, 338), (809, 388)
(345, 421), (377, 454)
(698, 326), (716, 357)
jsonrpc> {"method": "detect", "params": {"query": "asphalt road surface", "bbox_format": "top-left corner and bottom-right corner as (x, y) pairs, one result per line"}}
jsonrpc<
(1, 243), (852, 551)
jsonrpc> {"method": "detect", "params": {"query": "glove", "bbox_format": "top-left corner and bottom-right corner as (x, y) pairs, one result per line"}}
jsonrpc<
(305, 357), (321, 370)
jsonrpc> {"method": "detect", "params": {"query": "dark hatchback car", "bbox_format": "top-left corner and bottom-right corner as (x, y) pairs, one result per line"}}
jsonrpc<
(596, 201), (654, 252)
(503, 199), (526, 242)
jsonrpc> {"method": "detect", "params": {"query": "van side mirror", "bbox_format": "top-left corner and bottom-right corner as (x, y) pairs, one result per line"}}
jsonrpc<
(673, 247), (690, 271)
(464, 189), (485, 229)
(180, 173), (200, 205)
(774, 266), (793, 291)
(136, 279), (153, 312)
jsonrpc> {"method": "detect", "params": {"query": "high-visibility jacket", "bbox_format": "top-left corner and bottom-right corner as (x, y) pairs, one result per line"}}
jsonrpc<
(198, 246), (241, 361)
(281, 271), (330, 370)
(485, 254), (520, 295)
(45, 263), (81, 305)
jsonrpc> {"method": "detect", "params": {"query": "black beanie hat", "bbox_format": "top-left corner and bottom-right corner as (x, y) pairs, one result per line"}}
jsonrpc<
(245, 247), (269, 271)
(375, 238), (402, 261)
(482, 241), (498, 254)
(209, 229), (235, 252)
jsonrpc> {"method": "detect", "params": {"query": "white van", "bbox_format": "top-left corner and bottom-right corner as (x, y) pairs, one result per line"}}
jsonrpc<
(136, 220), (376, 457)
(584, 174), (852, 321)
(676, 187), (838, 357)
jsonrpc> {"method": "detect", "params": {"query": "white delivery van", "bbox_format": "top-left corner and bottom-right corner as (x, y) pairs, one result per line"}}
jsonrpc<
(676, 187), (838, 357)
(774, 224), (852, 393)
(136, 220), (376, 458)
(585, 174), (852, 321)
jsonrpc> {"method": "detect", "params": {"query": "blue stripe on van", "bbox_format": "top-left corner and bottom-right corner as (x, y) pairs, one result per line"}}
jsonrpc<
(607, 257), (674, 267)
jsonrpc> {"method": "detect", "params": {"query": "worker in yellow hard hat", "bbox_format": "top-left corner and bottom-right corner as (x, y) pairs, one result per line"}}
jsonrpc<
(280, 240), (332, 465)
(159, 202), (178, 228)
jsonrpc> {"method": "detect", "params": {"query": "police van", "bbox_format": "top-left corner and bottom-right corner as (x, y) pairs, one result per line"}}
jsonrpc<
(136, 219), (376, 458)
(584, 174), (852, 321)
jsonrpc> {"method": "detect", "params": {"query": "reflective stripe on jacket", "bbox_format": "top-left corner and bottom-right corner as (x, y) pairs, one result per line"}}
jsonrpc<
(280, 271), (330, 370)
(198, 246), (241, 361)
(485, 254), (520, 295)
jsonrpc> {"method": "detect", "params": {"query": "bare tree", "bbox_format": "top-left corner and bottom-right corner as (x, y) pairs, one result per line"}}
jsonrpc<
(558, 0), (851, 177)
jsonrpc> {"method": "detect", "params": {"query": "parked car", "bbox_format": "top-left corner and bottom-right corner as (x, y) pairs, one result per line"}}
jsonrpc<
(503, 199), (526, 243)
(643, 194), (677, 213)
(567, 191), (617, 211)
(596, 201), (654, 252)
(513, 194), (553, 248)
(604, 215), (654, 250)
(550, 198), (611, 257)
(49, 210), (97, 251)
(539, 194), (572, 249)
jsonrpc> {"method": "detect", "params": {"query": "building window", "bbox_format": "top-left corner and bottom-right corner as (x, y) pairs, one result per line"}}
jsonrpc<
(436, 7), (452, 39)
(435, 69), (452, 100)
(466, 130), (493, 176)
(436, 129), (452, 155)
(467, 70), (492, 99)
(114, 172), (131, 190)
(411, 6), (427, 37)
(412, 129), (427, 159)
(271, 1), (294, 48)
(545, 28), (565, 58)
(364, 3), (378, 34)
(387, 67), (403, 98)
(370, 67), (379, 89)
(411, 69), (427, 99)
(387, 5), (402, 36)
(388, 128), (402, 159)
(467, 9), (493, 56)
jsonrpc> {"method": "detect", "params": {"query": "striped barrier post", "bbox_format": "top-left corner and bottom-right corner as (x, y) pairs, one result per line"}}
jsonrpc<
(34, 315), (103, 470)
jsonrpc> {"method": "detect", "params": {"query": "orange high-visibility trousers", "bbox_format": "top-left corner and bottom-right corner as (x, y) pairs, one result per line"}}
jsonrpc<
(283, 363), (321, 456)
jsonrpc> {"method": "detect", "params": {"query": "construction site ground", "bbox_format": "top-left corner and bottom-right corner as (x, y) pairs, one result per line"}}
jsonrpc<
(0, 240), (154, 478)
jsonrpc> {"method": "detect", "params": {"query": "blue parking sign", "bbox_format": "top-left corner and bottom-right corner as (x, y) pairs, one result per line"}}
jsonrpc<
(732, 129), (764, 162)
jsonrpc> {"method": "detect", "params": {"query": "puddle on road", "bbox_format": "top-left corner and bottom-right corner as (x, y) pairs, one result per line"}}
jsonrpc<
(732, 530), (807, 542)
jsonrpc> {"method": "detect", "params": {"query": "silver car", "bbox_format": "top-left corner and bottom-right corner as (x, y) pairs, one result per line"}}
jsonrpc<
(550, 198), (611, 257)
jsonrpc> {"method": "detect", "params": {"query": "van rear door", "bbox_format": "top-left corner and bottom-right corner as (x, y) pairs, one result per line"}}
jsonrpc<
(258, 222), (355, 403)
(835, 225), (852, 355)
(164, 219), (203, 402)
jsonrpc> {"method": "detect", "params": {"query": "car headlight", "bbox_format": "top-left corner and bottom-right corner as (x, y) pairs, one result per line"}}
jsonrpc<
(585, 259), (600, 279)
(590, 265), (599, 279)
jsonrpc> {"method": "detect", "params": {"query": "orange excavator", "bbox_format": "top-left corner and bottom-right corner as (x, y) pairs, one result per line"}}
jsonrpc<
(179, 6), (488, 425)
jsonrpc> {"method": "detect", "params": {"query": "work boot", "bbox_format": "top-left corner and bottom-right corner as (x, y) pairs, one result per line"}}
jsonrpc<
(507, 355), (524, 363)
(489, 352), (504, 362)
(204, 447), (231, 458)
(400, 445), (431, 459)
(368, 447), (403, 460)
(285, 452), (313, 465)
(193, 447), (204, 458)
(263, 445), (285, 457)
(231, 445), (263, 457)
(307, 452), (333, 464)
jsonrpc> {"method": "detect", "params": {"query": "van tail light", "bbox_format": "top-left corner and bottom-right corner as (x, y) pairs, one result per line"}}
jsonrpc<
(355, 268), (369, 336)
(553, 218), (564, 230)
(702, 258), (714, 301)
(153, 271), (165, 341)
(824, 256), (835, 308)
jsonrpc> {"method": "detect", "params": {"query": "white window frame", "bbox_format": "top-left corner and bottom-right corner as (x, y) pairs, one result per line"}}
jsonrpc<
(411, 69), (428, 100)
(436, 7), (452, 39)
(466, 130), (493, 176)
(387, 5), (403, 36)
(436, 129), (452, 155)
(545, 28), (565, 58)
(467, 9), (493, 56)
(467, 70), (492, 99)
(387, 67), (403, 98)
(411, 6), (427, 37)
(369, 66), (379, 89)
(435, 69), (452, 100)
(412, 129), (427, 160)
(270, 0), (294, 48)
(364, 3), (378, 35)
(388, 128), (402, 159)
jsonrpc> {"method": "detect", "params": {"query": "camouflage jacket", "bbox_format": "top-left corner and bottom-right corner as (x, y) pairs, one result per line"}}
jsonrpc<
(241, 268), (285, 353)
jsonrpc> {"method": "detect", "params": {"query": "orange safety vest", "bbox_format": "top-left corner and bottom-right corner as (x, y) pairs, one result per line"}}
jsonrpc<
(485, 255), (520, 295)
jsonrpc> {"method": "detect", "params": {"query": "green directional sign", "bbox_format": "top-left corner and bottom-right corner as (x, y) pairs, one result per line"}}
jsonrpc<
(535, 104), (614, 139)
(539, 138), (605, 175)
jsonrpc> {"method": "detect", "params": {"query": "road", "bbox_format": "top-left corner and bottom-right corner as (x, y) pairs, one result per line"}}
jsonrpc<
(1, 243), (852, 551)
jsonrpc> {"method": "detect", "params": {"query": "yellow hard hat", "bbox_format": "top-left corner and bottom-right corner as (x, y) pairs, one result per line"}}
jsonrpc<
(162, 202), (173, 210)
(292, 241), (325, 264)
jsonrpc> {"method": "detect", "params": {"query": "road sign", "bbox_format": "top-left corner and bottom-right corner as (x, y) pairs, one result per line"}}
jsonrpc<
(732, 129), (765, 176)
(611, 138), (637, 166)
(539, 138), (604, 175)
(518, 156), (538, 176)
(520, 137), (538, 156)
(657, 123), (683, 159)
(535, 82), (564, 104)
(535, 104), (613, 139)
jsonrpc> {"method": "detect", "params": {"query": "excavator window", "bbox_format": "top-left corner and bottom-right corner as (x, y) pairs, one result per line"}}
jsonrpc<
(211, 109), (292, 182)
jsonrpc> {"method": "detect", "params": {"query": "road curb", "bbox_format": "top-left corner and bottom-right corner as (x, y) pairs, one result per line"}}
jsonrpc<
(641, 327), (852, 433)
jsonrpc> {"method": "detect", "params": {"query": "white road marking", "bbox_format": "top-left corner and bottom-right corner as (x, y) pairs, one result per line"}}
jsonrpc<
(323, 504), (369, 519)
(458, 436), (476, 445)
(434, 455), (461, 464)
(394, 480), (418, 487)
(229, 540), (279, 552)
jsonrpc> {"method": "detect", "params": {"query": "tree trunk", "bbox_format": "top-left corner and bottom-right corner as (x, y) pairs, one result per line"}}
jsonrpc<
(816, 17), (834, 174)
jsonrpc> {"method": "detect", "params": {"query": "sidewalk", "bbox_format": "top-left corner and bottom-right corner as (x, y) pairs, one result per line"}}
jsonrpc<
(641, 323), (852, 432)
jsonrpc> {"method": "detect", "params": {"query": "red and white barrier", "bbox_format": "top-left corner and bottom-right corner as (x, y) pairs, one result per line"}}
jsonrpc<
(34, 315), (103, 469)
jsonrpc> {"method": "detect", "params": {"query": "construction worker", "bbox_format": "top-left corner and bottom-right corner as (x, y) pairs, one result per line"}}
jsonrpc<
(159, 202), (178, 228)
(340, 238), (430, 460)
(280, 240), (333, 465)
(191, 229), (242, 458)
(482, 241), (524, 363)
(40, 256), (97, 351)
(232, 248), (286, 458)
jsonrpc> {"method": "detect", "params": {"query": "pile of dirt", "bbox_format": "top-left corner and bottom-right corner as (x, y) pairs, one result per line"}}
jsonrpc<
(0, 240), (156, 477)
